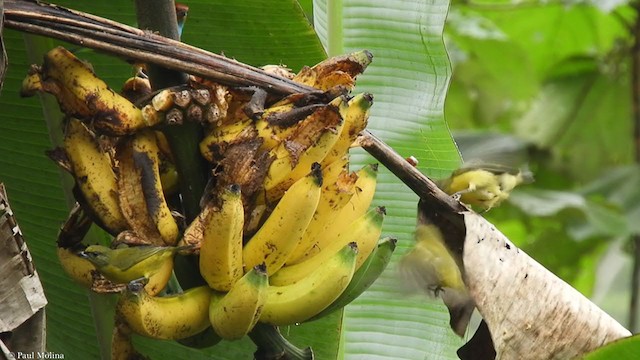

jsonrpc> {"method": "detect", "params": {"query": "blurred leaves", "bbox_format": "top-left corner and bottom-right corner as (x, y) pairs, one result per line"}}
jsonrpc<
(444, 0), (638, 326)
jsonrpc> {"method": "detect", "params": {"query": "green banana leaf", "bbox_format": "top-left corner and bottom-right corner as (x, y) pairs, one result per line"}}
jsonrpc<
(0, 0), (462, 359)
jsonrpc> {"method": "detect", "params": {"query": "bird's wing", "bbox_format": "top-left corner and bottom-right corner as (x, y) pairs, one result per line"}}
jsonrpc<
(110, 246), (170, 270)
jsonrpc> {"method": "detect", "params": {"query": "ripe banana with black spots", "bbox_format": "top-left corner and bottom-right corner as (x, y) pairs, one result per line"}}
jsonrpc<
(199, 185), (244, 292)
(286, 157), (355, 264)
(116, 284), (211, 340)
(57, 246), (96, 288)
(131, 130), (180, 245)
(111, 322), (147, 360)
(308, 237), (397, 321)
(321, 93), (373, 167)
(209, 265), (268, 340)
(291, 163), (378, 263)
(270, 206), (385, 286)
(116, 138), (163, 245)
(243, 164), (322, 275)
(20, 47), (152, 135)
(263, 101), (343, 199)
(63, 118), (127, 235)
(199, 118), (255, 163)
(259, 242), (358, 326)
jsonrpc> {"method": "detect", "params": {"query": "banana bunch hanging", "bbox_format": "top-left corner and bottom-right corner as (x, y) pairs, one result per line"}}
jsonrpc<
(22, 47), (397, 354)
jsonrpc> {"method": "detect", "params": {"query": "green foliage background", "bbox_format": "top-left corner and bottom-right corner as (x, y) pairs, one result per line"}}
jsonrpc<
(0, 0), (638, 358)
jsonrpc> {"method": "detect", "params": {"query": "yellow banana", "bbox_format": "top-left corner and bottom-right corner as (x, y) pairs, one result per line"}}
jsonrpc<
(116, 284), (212, 340)
(199, 118), (255, 163)
(256, 96), (327, 151)
(308, 237), (397, 322)
(21, 47), (152, 135)
(130, 130), (180, 245)
(293, 50), (373, 91)
(255, 101), (297, 150)
(199, 185), (244, 292)
(154, 131), (179, 195)
(264, 100), (344, 200)
(270, 206), (385, 286)
(209, 265), (268, 340)
(158, 157), (179, 195)
(116, 138), (164, 245)
(80, 244), (185, 296)
(286, 157), (356, 265)
(63, 118), (127, 235)
(321, 93), (373, 167)
(243, 165), (322, 275)
(57, 246), (96, 288)
(292, 163), (378, 263)
(259, 243), (358, 326)
(111, 322), (143, 360)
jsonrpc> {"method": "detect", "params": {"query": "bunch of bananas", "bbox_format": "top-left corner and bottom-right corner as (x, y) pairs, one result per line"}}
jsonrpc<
(23, 46), (397, 357)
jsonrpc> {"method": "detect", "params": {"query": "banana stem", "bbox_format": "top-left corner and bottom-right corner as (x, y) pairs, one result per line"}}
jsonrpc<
(248, 323), (313, 360)
(134, 0), (187, 89)
(133, 0), (206, 222)
(133, 0), (206, 295)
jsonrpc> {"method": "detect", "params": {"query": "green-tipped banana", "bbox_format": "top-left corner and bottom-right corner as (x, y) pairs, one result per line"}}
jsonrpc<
(116, 284), (212, 340)
(270, 206), (385, 286)
(259, 243), (358, 326)
(243, 165), (322, 275)
(292, 163), (378, 263)
(199, 185), (244, 292)
(308, 237), (397, 321)
(63, 118), (127, 235)
(209, 265), (268, 340)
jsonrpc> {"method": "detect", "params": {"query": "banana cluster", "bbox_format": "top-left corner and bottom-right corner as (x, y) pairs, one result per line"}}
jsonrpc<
(24, 46), (397, 355)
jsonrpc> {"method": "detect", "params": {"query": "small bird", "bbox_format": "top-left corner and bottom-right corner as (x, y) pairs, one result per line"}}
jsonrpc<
(436, 163), (533, 211)
(399, 203), (475, 337)
(80, 244), (187, 295)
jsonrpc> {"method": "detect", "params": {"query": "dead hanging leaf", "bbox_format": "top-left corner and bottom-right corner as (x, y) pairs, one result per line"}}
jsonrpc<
(462, 211), (630, 360)
(0, 183), (48, 333)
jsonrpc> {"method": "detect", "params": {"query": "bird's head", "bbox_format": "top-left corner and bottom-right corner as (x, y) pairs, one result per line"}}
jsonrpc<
(79, 244), (111, 267)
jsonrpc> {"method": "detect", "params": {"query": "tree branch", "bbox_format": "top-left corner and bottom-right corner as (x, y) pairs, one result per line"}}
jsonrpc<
(3, 0), (316, 96)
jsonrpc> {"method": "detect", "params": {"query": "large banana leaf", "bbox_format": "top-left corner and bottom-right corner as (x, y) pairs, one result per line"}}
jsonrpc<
(0, 0), (461, 358)
(311, 1), (464, 358)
